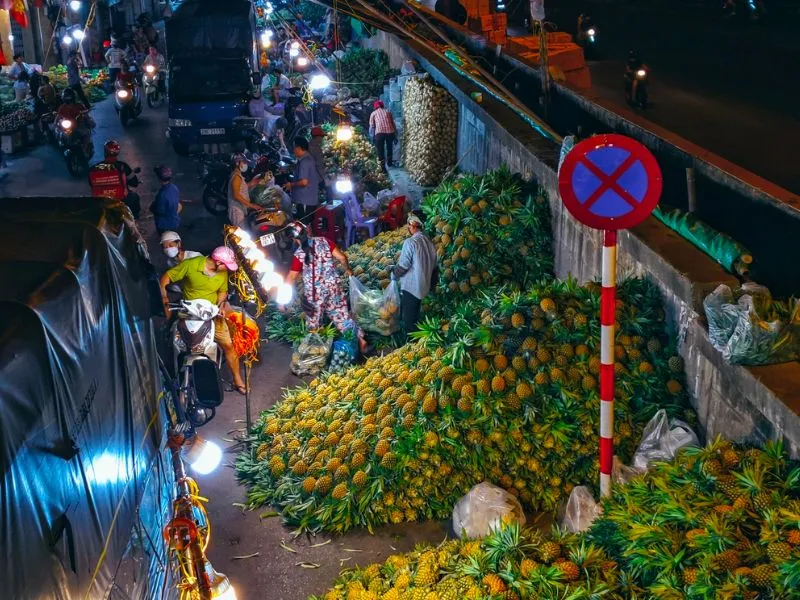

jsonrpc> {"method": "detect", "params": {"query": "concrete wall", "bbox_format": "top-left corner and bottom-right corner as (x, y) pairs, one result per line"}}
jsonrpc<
(366, 30), (800, 457)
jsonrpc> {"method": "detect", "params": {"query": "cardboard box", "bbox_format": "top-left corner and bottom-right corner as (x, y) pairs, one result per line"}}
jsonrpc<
(479, 14), (494, 31)
(493, 13), (507, 30)
(486, 29), (507, 45)
(465, 0), (491, 17)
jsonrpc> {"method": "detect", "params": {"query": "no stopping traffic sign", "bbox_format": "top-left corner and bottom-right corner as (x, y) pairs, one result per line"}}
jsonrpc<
(558, 134), (663, 230)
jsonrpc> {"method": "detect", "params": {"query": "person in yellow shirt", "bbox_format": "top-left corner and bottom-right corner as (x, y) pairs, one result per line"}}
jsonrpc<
(159, 247), (247, 394)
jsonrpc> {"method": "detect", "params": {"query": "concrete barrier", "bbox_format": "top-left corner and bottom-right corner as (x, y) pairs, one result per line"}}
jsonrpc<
(365, 30), (800, 456)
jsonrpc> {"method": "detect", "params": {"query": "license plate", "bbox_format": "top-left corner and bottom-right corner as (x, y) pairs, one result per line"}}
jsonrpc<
(260, 233), (276, 246)
(200, 128), (225, 136)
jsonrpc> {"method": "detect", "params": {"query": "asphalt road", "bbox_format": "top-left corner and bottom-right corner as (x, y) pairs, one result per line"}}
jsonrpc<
(540, 0), (800, 194)
(0, 100), (447, 600)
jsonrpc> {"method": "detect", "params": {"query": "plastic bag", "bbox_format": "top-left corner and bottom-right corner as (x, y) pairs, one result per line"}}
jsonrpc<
(452, 482), (526, 539)
(329, 338), (357, 373)
(612, 409), (699, 483)
(363, 192), (380, 215)
(349, 276), (401, 336)
(290, 333), (332, 377)
(704, 283), (800, 365)
(376, 188), (398, 208)
(561, 486), (602, 533)
(400, 60), (417, 75)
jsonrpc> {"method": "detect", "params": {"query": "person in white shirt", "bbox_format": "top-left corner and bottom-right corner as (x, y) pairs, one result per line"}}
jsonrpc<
(9, 54), (32, 80)
(105, 40), (127, 83)
(267, 67), (293, 104)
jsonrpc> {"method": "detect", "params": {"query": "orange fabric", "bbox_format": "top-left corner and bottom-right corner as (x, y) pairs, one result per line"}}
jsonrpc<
(11, 0), (28, 28)
(226, 312), (260, 359)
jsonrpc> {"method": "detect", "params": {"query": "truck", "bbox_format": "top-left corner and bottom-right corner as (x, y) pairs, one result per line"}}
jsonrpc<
(166, 0), (260, 155)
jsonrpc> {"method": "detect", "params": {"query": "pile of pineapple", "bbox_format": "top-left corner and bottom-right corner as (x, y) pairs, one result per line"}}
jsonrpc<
(315, 440), (800, 599)
(236, 278), (691, 533)
(344, 228), (408, 291)
(320, 123), (390, 192)
(423, 169), (553, 312)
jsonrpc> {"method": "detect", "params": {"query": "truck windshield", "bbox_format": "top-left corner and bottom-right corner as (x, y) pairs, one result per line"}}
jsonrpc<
(170, 59), (251, 103)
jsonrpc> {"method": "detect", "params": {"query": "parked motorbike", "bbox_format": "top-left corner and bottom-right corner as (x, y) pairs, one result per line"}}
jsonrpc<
(576, 16), (598, 58)
(56, 116), (94, 177)
(199, 149), (278, 216)
(168, 299), (224, 428)
(114, 68), (143, 127)
(143, 64), (165, 108)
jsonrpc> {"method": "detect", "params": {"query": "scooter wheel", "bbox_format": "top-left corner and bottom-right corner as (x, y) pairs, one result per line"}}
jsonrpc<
(202, 187), (228, 216)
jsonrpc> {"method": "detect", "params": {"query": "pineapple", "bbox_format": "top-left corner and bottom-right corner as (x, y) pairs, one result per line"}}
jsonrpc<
(766, 542), (791, 564)
(787, 529), (800, 546)
(353, 470), (368, 487)
(302, 476), (317, 494)
(519, 558), (538, 578)
(538, 541), (561, 563)
(315, 475), (332, 495)
(748, 564), (775, 588)
(481, 574), (506, 595)
(555, 560), (580, 582)
(682, 567), (699, 584)
(712, 549), (741, 572)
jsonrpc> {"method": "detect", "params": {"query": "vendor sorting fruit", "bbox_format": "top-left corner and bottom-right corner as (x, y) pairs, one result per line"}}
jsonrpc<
(391, 213), (437, 338)
(285, 221), (368, 354)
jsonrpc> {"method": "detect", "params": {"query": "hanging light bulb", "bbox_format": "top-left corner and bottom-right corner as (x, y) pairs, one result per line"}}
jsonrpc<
(336, 124), (353, 142)
(296, 56), (309, 68)
(233, 228), (255, 249)
(335, 176), (353, 194)
(62, 35), (74, 45)
(251, 257), (275, 275)
(69, 0), (82, 10)
(276, 283), (294, 306)
(308, 73), (331, 91)
(73, 29), (85, 42)
(289, 47), (299, 58)
(184, 436), (223, 475)
(260, 271), (282, 290)
(260, 32), (271, 48)
(290, 41), (300, 50)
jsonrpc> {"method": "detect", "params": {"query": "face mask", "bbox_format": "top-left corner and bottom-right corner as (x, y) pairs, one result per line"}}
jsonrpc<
(239, 163), (248, 173)
(164, 246), (179, 258)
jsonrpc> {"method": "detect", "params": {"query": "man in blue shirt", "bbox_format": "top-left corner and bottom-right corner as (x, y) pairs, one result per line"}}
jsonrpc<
(151, 166), (182, 234)
(283, 137), (321, 222)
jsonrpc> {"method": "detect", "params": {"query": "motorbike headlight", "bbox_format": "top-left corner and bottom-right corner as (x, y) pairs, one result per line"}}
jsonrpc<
(116, 89), (130, 99)
(636, 69), (647, 78)
(587, 28), (596, 35)
(60, 119), (73, 130)
(169, 118), (193, 127)
(145, 65), (155, 74)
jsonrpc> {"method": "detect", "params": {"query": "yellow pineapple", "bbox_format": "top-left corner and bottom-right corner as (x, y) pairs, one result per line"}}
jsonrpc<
(482, 574), (506, 595)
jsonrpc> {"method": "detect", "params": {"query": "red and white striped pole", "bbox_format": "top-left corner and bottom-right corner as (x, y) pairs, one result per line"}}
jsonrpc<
(599, 229), (617, 497)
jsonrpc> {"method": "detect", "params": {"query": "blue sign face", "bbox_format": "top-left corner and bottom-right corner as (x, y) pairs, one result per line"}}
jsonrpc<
(571, 146), (649, 218)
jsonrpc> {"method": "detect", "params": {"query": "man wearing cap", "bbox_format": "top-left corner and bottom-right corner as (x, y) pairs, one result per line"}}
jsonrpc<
(160, 231), (202, 268)
(391, 214), (437, 339)
(368, 100), (397, 172)
(151, 166), (182, 235)
(159, 247), (247, 394)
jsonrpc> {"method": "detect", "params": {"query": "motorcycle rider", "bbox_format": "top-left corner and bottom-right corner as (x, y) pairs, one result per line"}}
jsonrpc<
(56, 88), (94, 157)
(623, 50), (648, 106)
(576, 13), (594, 45)
(161, 231), (202, 268)
(142, 45), (166, 93)
(160, 247), (248, 395)
(105, 37), (127, 84)
(102, 139), (141, 218)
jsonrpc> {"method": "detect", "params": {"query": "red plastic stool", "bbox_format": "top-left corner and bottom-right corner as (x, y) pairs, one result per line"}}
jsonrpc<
(312, 201), (346, 247)
(379, 196), (408, 230)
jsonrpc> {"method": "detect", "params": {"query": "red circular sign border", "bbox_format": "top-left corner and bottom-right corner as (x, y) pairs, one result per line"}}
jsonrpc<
(558, 134), (663, 231)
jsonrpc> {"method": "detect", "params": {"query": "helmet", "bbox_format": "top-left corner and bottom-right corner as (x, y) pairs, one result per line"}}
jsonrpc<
(373, 100), (384, 109)
(104, 140), (121, 157)
(210, 246), (238, 271)
(155, 166), (173, 180)
(61, 88), (77, 103)
(310, 126), (325, 137)
(231, 153), (248, 166)
(288, 220), (310, 239)
(274, 117), (288, 131)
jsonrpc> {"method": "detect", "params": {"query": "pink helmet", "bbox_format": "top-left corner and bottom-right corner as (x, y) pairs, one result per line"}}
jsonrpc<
(211, 246), (238, 271)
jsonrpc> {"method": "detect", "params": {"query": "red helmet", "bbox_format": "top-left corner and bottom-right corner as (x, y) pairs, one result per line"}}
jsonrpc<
(311, 126), (325, 138)
(104, 140), (121, 158)
(373, 100), (384, 109)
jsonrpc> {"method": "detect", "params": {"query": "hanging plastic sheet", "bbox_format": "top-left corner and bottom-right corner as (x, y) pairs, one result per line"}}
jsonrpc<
(0, 197), (170, 599)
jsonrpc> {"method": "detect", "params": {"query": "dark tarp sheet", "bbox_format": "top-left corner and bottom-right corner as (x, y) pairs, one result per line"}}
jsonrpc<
(166, 0), (255, 57)
(0, 198), (172, 599)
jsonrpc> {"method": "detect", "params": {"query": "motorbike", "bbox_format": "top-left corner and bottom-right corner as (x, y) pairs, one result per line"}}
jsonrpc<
(576, 20), (598, 58)
(199, 146), (280, 216)
(114, 68), (144, 127)
(624, 65), (650, 108)
(143, 64), (165, 109)
(56, 115), (94, 177)
(168, 299), (224, 428)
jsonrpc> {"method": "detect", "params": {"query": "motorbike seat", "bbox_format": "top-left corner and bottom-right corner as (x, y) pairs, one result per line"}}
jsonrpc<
(188, 357), (223, 408)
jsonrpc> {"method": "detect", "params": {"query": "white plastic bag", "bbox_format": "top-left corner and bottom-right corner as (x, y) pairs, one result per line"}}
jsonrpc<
(349, 276), (401, 336)
(400, 60), (417, 75)
(561, 486), (602, 533)
(452, 482), (526, 539)
(363, 191), (380, 215)
(631, 409), (699, 472)
(376, 188), (398, 208)
(612, 409), (699, 483)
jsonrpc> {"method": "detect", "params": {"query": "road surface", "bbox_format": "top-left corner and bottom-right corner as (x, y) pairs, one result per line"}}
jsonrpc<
(0, 99), (448, 600)
(543, 0), (800, 194)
